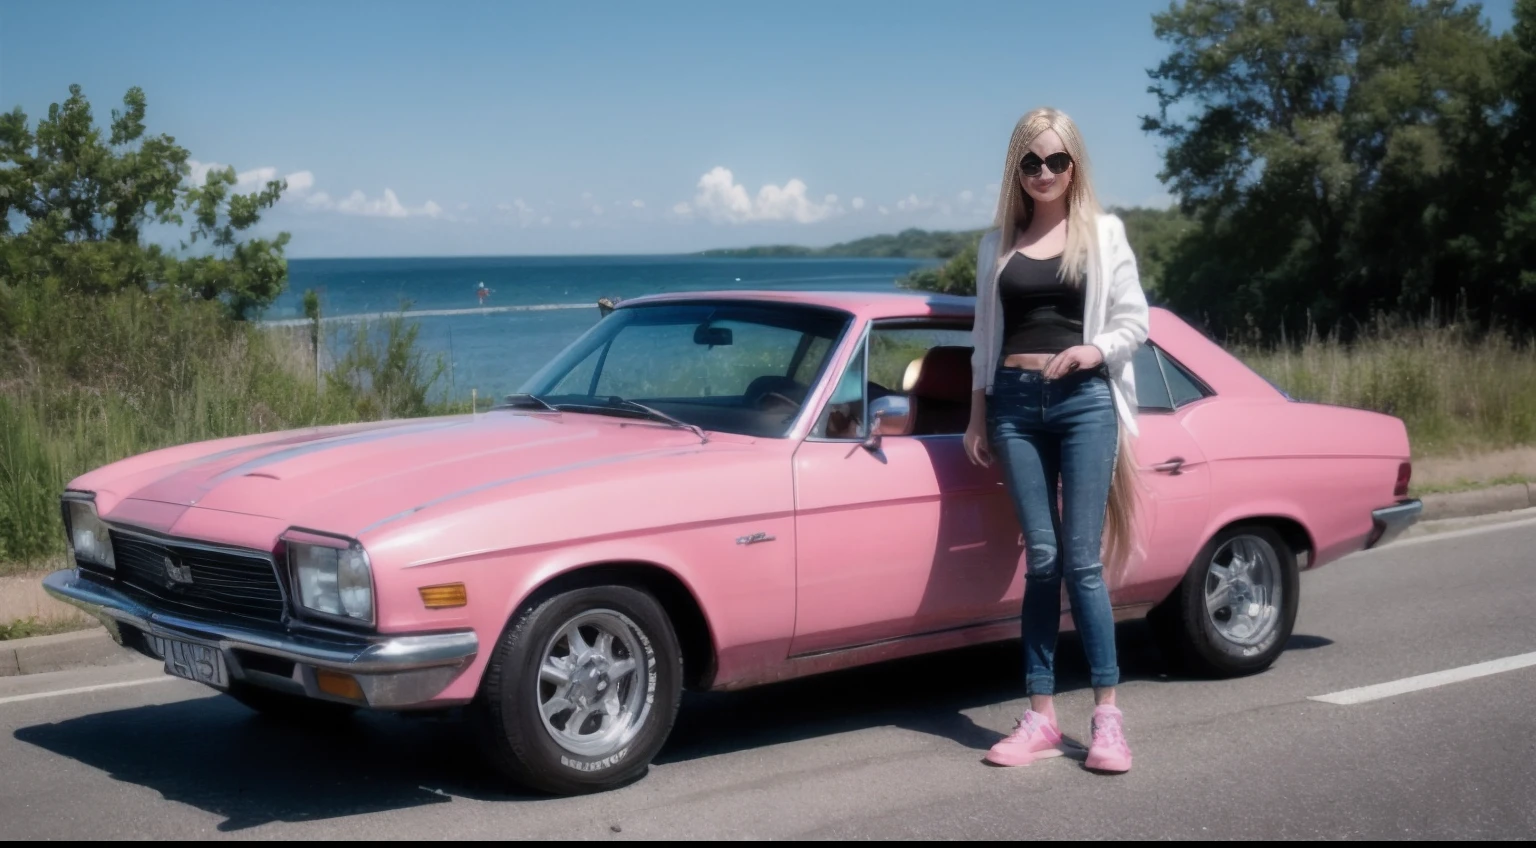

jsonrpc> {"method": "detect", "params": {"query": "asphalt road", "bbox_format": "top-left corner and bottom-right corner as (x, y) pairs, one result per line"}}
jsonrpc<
(2, 517), (1534, 840)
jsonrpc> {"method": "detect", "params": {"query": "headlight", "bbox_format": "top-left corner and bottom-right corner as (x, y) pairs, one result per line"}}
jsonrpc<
(288, 538), (374, 625)
(64, 499), (115, 570)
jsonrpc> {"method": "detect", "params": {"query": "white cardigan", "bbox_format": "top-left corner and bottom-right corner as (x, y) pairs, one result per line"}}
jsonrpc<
(969, 213), (1151, 436)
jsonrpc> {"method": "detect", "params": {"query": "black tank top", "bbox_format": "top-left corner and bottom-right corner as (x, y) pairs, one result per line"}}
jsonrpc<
(999, 253), (1085, 356)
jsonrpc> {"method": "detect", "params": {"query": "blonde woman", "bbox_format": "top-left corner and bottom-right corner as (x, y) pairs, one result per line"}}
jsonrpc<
(965, 108), (1149, 774)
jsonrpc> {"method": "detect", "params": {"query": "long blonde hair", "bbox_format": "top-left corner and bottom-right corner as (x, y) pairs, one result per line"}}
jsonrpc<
(994, 107), (1139, 577)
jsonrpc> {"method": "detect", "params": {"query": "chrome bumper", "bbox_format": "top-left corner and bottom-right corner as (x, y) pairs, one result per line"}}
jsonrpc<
(1367, 499), (1423, 549)
(43, 569), (478, 708)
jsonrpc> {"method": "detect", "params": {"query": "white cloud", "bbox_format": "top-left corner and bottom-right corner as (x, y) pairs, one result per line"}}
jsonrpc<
(186, 159), (318, 200)
(315, 188), (442, 218)
(687, 166), (841, 224)
(878, 205), (890, 215)
(852, 197), (866, 210)
(673, 201), (693, 216)
(457, 202), (470, 211)
(283, 170), (315, 193)
(592, 204), (604, 215)
(959, 189), (975, 204)
(541, 216), (552, 225)
(632, 199), (645, 208)
(581, 192), (593, 201)
(496, 198), (540, 227)
(569, 220), (582, 229)
(186, 159), (219, 186)
(896, 194), (931, 212)
(236, 166), (277, 187)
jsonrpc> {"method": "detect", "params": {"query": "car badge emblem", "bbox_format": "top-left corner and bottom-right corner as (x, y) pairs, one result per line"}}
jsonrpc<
(163, 555), (194, 586)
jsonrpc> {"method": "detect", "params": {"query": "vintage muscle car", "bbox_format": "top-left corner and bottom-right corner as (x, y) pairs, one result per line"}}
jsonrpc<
(45, 290), (1422, 794)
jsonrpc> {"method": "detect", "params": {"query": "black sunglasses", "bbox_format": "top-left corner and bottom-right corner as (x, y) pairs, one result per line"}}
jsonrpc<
(1019, 152), (1073, 177)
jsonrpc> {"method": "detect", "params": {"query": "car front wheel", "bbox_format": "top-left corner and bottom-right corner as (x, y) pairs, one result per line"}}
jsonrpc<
(1151, 525), (1299, 678)
(473, 584), (683, 795)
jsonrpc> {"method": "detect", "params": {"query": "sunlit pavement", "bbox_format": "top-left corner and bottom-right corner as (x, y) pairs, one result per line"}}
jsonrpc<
(2, 519), (1534, 839)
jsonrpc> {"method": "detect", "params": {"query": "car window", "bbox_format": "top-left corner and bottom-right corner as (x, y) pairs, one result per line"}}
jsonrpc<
(592, 319), (804, 399)
(868, 327), (971, 395)
(522, 302), (848, 439)
(791, 335), (833, 385)
(814, 340), (867, 439)
(813, 324), (972, 439)
(1158, 348), (1209, 408)
(1132, 345), (1173, 411)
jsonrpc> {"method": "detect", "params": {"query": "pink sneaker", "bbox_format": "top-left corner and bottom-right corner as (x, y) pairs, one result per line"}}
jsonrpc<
(985, 710), (1064, 767)
(1084, 705), (1132, 773)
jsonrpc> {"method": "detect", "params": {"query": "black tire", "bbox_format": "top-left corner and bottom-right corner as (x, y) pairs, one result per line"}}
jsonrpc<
(224, 680), (357, 724)
(472, 584), (683, 795)
(1150, 524), (1299, 678)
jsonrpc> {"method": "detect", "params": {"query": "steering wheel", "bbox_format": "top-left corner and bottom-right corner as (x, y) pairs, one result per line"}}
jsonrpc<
(755, 391), (802, 413)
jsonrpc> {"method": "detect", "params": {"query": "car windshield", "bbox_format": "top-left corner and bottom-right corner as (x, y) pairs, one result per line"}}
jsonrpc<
(518, 302), (851, 438)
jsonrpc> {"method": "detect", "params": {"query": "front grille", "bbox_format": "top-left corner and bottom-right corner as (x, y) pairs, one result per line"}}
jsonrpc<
(110, 531), (287, 627)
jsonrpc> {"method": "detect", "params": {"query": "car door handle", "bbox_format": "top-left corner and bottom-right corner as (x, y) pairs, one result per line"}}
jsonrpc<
(1153, 457), (1185, 475)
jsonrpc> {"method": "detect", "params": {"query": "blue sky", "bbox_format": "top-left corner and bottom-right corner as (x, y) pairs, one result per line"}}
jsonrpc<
(0, 0), (1517, 258)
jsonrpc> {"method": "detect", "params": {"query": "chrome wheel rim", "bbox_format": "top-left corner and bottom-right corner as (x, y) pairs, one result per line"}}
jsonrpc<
(537, 608), (651, 758)
(1204, 535), (1282, 647)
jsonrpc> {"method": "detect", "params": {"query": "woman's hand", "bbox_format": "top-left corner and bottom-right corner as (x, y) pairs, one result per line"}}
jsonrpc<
(1043, 344), (1105, 380)
(964, 418), (993, 467)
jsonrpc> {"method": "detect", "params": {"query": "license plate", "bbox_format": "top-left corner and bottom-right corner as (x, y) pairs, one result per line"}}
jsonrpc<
(154, 636), (229, 689)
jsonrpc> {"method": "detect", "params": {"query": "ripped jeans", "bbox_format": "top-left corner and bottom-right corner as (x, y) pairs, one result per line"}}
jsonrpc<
(987, 365), (1120, 695)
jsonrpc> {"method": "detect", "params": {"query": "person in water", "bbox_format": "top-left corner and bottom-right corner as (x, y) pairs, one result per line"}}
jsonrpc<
(477, 282), (491, 305)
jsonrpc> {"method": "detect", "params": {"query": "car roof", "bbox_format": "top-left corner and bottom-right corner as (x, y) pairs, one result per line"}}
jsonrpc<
(617, 289), (978, 321)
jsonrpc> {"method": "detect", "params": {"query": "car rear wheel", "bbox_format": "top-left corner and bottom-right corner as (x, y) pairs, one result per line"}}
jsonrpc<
(473, 584), (682, 795)
(1151, 525), (1299, 678)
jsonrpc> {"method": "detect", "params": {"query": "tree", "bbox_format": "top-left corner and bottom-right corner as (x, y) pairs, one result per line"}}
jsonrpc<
(1501, 0), (1536, 308)
(898, 207), (1190, 297)
(0, 84), (290, 319)
(1143, 0), (1515, 339)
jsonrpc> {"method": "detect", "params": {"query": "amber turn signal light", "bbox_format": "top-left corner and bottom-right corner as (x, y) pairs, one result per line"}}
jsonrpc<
(315, 669), (364, 701)
(419, 582), (468, 609)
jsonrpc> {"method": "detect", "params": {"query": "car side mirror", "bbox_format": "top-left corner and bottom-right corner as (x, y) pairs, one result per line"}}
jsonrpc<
(861, 416), (884, 453)
(869, 395), (912, 437)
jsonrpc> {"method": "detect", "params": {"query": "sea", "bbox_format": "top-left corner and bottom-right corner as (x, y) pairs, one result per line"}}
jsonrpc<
(265, 255), (939, 401)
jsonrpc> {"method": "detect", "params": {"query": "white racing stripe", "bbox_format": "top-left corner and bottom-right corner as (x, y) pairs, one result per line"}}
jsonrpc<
(0, 676), (176, 707)
(1310, 652), (1536, 705)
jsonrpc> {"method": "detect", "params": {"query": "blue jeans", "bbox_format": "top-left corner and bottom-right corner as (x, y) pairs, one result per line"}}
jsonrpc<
(987, 365), (1120, 695)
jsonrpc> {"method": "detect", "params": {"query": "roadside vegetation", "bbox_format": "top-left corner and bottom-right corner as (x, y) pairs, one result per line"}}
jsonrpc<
(0, 86), (457, 570)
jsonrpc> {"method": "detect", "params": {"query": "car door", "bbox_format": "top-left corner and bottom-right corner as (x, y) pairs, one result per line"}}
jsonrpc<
(1114, 344), (1214, 608)
(789, 323), (1022, 656)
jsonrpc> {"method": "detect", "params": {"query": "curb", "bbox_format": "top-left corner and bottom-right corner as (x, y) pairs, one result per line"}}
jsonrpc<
(0, 627), (136, 677)
(1418, 482), (1535, 521)
(0, 481), (1532, 678)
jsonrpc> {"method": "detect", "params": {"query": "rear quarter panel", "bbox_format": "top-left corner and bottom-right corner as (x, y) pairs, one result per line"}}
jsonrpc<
(1150, 308), (1411, 571)
(1180, 397), (1410, 567)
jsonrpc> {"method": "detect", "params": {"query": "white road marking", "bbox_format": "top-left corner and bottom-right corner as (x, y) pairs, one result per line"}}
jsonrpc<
(1309, 652), (1536, 705)
(0, 676), (177, 707)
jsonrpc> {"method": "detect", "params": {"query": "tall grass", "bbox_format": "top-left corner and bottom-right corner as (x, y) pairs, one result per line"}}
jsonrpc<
(1235, 317), (1536, 456)
(0, 285), (461, 568)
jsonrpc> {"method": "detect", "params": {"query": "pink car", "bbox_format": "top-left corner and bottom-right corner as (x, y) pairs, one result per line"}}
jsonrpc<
(45, 291), (1421, 794)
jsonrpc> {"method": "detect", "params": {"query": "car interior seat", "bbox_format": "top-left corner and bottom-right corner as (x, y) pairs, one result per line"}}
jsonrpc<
(902, 345), (973, 436)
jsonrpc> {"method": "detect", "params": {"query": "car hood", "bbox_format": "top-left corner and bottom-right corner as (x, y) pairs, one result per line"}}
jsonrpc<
(94, 411), (717, 536)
